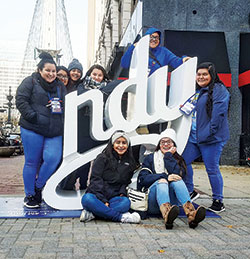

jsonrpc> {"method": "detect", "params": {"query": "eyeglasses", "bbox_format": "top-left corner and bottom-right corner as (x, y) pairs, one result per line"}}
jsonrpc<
(150, 35), (160, 41)
(160, 140), (173, 145)
(57, 74), (68, 80)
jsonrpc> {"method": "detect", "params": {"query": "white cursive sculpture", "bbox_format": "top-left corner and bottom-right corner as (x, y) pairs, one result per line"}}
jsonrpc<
(43, 35), (197, 210)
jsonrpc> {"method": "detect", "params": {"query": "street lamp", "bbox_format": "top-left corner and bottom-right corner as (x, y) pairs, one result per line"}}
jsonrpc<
(5, 86), (14, 127)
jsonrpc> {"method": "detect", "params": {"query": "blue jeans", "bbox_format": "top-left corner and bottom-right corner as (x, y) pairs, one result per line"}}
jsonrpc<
(182, 140), (226, 201)
(81, 193), (130, 222)
(21, 127), (62, 196)
(148, 180), (190, 215)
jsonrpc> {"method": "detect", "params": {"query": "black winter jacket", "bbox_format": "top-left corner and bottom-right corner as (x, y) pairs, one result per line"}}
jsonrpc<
(16, 73), (67, 137)
(86, 152), (137, 203)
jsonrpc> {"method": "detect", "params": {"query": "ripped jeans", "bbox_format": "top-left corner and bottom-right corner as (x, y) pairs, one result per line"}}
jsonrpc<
(147, 179), (190, 215)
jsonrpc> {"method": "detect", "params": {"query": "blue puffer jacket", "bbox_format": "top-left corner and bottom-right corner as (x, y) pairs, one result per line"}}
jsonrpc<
(196, 83), (230, 144)
(121, 27), (183, 76)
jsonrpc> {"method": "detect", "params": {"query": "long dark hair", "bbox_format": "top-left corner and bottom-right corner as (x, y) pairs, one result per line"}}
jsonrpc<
(155, 139), (187, 177)
(102, 131), (137, 170)
(196, 62), (223, 118)
(83, 64), (110, 82)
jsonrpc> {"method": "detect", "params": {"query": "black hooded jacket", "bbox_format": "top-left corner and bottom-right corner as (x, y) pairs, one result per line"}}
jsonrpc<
(86, 151), (137, 203)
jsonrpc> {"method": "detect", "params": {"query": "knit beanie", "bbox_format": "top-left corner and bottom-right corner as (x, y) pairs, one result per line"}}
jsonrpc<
(111, 131), (130, 145)
(68, 58), (83, 75)
(159, 128), (177, 146)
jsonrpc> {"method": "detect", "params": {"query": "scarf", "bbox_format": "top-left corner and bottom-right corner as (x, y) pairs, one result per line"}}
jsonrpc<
(83, 76), (107, 90)
(37, 73), (58, 93)
(153, 150), (168, 174)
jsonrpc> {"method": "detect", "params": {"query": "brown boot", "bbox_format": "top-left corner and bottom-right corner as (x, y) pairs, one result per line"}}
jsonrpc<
(160, 202), (179, 229)
(183, 201), (206, 229)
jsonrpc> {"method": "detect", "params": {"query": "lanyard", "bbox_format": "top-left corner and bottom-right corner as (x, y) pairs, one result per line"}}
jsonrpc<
(47, 86), (61, 100)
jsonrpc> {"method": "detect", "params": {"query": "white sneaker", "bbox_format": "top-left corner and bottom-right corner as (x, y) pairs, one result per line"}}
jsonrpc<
(121, 212), (141, 224)
(80, 210), (95, 222)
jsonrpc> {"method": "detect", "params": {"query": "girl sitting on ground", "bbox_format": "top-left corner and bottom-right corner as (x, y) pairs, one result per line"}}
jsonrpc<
(137, 129), (206, 229)
(80, 130), (141, 223)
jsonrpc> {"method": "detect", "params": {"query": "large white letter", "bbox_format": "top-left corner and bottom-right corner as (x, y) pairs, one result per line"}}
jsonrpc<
(43, 35), (197, 210)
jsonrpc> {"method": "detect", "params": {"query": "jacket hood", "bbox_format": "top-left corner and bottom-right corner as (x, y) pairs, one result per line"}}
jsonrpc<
(144, 27), (162, 45)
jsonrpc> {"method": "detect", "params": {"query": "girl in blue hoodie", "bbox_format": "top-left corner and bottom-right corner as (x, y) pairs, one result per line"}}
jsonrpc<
(121, 27), (189, 76)
(121, 27), (190, 135)
(182, 62), (230, 213)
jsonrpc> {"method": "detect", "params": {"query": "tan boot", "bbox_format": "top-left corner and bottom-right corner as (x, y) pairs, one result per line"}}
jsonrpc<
(183, 201), (206, 229)
(160, 202), (179, 229)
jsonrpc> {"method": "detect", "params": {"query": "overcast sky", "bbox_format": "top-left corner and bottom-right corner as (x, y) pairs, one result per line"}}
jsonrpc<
(0, 0), (88, 69)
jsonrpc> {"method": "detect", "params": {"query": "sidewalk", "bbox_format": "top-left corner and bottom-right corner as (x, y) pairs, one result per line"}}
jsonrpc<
(0, 198), (250, 258)
(0, 156), (250, 258)
(0, 155), (24, 196)
(1, 155), (250, 198)
(192, 163), (250, 199)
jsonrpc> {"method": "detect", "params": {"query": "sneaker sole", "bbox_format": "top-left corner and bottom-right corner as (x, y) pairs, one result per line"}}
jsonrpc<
(24, 203), (40, 209)
(121, 214), (141, 224)
(207, 207), (225, 213)
(126, 218), (141, 224)
(191, 192), (200, 203)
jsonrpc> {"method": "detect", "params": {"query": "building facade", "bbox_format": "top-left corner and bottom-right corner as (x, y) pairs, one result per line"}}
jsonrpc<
(0, 41), (26, 123)
(87, 0), (139, 68)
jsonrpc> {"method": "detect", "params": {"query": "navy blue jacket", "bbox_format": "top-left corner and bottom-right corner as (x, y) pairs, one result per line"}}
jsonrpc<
(196, 83), (230, 144)
(137, 152), (185, 191)
(16, 73), (66, 137)
(86, 152), (137, 203)
(121, 27), (183, 76)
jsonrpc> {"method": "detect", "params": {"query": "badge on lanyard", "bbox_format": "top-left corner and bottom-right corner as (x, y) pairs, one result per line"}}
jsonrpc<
(179, 93), (198, 116)
(50, 97), (62, 114)
(47, 87), (62, 114)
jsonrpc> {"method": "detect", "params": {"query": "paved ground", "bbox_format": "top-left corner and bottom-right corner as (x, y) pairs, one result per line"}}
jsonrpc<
(0, 155), (250, 258)
(192, 163), (250, 199)
(1, 155), (250, 198)
(0, 156), (24, 196)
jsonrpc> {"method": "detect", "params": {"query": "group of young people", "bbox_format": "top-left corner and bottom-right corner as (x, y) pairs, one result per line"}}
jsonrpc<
(16, 26), (230, 229)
